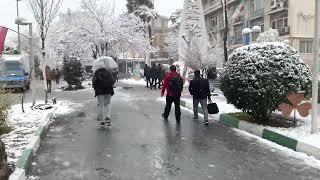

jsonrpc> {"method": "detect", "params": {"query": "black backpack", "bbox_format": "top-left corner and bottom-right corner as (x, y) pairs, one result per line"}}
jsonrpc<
(169, 75), (183, 95)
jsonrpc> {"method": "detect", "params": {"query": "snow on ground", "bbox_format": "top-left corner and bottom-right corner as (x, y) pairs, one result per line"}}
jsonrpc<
(1, 101), (77, 166)
(119, 78), (146, 86)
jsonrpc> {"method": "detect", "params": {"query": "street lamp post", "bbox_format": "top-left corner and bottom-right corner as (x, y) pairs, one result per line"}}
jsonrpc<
(15, 18), (36, 106)
(311, 0), (320, 133)
(16, 0), (22, 53)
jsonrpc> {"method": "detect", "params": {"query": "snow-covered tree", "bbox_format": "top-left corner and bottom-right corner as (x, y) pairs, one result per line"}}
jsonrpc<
(220, 42), (312, 122)
(47, 1), (151, 60)
(169, 9), (182, 31)
(256, 29), (281, 43)
(164, 31), (179, 62)
(126, 0), (156, 22)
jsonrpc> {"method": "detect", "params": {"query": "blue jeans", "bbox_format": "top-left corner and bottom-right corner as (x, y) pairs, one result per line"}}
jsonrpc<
(97, 94), (112, 120)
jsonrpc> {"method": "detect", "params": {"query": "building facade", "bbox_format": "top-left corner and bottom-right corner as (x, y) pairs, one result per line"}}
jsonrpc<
(202, 0), (316, 67)
(150, 16), (170, 61)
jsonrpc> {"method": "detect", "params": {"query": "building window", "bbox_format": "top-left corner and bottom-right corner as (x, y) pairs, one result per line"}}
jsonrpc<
(299, 40), (313, 54)
(251, 0), (263, 12)
(271, 17), (288, 30)
(209, 16), (217, 27)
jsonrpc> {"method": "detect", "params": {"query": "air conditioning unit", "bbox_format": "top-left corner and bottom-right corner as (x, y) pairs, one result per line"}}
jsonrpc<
(280, 27), (290, 35)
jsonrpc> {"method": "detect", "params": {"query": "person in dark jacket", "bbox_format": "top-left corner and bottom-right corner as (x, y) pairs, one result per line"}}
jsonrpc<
(144, 64), (151, 88)
(150, 63), (158, 90)
(161, 65), (183, 123)
(92, 63), (115, 126)
(189, 70), (211, 125)
(156, 64), (165, 89)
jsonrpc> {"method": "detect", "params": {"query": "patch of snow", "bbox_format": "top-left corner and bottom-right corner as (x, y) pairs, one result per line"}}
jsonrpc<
(119, 79), (146, 86)
(1, 101), (77, 166)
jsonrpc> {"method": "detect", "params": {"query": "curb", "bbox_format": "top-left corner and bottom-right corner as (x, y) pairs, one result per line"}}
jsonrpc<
(179, 99), (320, 160)
(9, 107), (58, 180)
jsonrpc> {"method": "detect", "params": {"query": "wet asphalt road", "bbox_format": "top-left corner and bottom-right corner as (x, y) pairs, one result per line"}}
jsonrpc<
(28, 81), (320, 180)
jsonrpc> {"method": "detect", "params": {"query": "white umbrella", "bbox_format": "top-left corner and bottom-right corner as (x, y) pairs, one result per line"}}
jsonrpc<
(92, 56), (119, 72)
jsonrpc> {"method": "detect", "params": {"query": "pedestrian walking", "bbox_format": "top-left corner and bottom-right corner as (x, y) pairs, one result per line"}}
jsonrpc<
(207, 67), (217, 93)
(45, 65), (53, 93)
(55, 68), (60, 84)
(144, 64), (151, 88)
(161, 65), (184, 123)
(150, 64), (158, 90)
(92, 62), (115, 127)
(189, 70), (211, 126)
(156, 64), (165, 89)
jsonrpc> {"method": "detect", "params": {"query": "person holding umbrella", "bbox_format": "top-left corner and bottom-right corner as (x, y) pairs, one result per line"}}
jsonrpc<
(92, 57), (118, 127)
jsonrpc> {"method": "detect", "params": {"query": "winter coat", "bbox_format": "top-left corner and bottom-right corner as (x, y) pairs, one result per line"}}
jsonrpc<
(161, 71), (183, 97)
(189, 76), (210, 99)
(157, 66), (165, 80)
(92, 68), (115, 97)
(144, 65), (151, 77)
(45, 66), (53, 81)
(150, 66), (158, 79)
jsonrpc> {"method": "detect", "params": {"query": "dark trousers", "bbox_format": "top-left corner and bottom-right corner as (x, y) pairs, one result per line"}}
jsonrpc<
(55, 77), (59, 84)
(46, 80), (52, 93)
(151, 78), (157, 89)
(146, 76), (151, 87)
(163, 96), (181, 121)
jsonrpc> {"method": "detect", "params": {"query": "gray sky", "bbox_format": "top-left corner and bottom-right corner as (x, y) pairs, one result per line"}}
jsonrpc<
(0, 0), (183, 40)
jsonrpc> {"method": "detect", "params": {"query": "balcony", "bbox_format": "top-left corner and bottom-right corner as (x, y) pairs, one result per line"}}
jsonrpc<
(268, 0), (288, 15)
(250, 9), (265, 20)
(203, 0), (236, 15)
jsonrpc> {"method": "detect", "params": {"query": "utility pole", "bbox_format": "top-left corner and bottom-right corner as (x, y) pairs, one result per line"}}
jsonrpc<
(16, 0), (21, 53)
(311, 0), (319, 133)
(221, 0), (228, 64)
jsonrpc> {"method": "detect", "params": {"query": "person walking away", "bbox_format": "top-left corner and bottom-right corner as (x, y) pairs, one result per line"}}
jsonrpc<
(189, 70), (211, 126)
(51, 69), (56, 84)
(45, 66), (53, 93)
(144, 64), (151, 88)
(207, 67), (217, 93)
(92, 63), (115, 127)
(161, 65), (184, 123)
(157, 64), (165, 89)
(55, 68), (60, 84)
(150, 64), (158, 90)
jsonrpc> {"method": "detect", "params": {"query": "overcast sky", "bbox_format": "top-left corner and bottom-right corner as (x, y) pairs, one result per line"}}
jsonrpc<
(0, 0), (183, 40)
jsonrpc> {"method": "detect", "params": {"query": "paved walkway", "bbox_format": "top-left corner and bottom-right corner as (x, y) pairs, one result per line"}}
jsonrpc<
(28, 82), (320, 180)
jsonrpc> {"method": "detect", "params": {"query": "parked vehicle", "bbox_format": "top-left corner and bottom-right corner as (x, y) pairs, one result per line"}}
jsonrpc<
(0, 55), (31, 91)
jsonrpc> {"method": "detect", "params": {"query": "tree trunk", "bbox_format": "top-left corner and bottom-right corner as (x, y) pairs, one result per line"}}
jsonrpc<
(0, 138), (9, 180)
(222, 0), (228, 64)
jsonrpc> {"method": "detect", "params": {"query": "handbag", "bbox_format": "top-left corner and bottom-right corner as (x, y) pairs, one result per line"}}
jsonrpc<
(207, 102), (219, 114)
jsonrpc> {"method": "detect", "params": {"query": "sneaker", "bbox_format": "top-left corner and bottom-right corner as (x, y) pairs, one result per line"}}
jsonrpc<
(100, 121), (106, 127)
(204, 121), (209, 126)
(162, 114), (168, 121)
(106, 118), (111, 126)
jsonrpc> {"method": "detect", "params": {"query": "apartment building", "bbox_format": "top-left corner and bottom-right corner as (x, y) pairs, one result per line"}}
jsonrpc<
(150, 16), (170, 60)
(202, 0), (315, 67)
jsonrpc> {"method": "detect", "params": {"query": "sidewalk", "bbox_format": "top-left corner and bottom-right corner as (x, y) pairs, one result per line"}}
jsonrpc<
(180, 89), (320, 159)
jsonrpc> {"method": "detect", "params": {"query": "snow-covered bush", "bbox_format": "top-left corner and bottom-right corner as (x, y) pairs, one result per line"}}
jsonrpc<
(62, 56), (84, 89)
(256, 29), (281, 43)
(0, 92), (8, 128)
(220, 42), (312, 121)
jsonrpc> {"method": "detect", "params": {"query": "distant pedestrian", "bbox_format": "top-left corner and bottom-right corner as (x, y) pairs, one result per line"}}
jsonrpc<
(207, 67), (217, 93)
(161, 65), (184, 123)
(45, 65), (53, 93)
(144, 64), (151, 88)
(156, 64), (165, 89)
(92, 62), (115, 127)
(150, 64), (158, 90)
(55, 68), (60, 84)
(189, 70), (211, 126)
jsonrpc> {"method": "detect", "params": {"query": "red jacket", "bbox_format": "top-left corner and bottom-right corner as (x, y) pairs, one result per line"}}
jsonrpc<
(161, 71), (182, 97)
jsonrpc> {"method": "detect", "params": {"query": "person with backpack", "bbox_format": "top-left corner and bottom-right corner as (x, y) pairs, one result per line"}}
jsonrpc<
(92, 62), (115, 127)
(189, 70), (211, 126)
(156, 64), (165, 89)
(161, 65), (184, 123)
